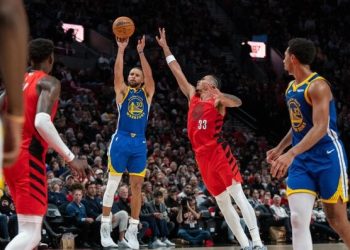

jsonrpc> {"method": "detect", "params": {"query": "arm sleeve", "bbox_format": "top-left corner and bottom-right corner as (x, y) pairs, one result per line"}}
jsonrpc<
(34, 112), (74, 162)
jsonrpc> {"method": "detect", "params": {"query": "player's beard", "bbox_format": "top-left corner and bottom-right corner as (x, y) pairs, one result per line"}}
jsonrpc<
(129, 81), (142, 88)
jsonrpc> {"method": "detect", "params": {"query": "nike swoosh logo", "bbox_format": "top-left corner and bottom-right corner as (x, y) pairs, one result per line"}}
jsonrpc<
(326, 149), (335, 154)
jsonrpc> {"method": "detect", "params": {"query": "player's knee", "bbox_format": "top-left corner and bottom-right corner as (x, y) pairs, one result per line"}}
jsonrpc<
(24, 227), (41, 249)
(130, 178), (143, 191)
(327, 214), (343, 232)
(290, 211), (304, 229)
(31, 232), (41, 249)
(103, 175), (121, 207)
(215, 191), (231, 213)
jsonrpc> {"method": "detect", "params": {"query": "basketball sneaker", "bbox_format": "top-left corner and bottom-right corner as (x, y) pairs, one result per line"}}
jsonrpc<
(100, 221), (118, 248)
(125, 223), (139, 249)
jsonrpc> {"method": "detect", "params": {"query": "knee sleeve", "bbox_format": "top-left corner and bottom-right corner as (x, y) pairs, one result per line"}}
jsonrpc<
(215, 191), (238, 218)
(227, 184), (257, 229)
(6, 214), (42, 250)
(103, 174), (122, 207)
(289, 193), (315, 250)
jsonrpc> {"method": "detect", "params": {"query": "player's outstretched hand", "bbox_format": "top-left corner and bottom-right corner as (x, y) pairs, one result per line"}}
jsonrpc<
(68, 157), (88, 179)
(155, 28), (168, 48)
(3, 113), (24, 167)
(116, 37), (129, 50)
(137, 35), (145, 53)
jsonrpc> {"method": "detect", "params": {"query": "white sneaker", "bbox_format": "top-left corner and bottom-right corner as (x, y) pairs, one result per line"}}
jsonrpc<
(100, 222), (118, 248)
(150, 238), (167, 248)
(125, 225), (139, 249)
(163, 238), (175, 246)
(119, 238), (133, 248)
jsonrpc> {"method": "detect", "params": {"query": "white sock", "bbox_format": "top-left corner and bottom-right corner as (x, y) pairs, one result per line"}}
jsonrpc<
(289, 193), (315, 250)
(227, 183), (263, 247)
(215, 191), (250, 248)
(128, 217), (139, 230)
(5, 214), (42, 250)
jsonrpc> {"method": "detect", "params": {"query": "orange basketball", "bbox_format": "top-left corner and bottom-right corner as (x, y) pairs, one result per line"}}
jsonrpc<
(112, 16), (135, 39)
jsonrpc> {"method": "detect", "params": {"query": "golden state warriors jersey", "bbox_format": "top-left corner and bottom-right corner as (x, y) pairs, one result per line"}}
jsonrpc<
(285, 72), (339, 146)
(116, 87), (149, 136)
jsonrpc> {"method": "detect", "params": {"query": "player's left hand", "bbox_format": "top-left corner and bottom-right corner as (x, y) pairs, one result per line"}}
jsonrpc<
(270, 150), (295, 179)
(137, 35), (145, 53)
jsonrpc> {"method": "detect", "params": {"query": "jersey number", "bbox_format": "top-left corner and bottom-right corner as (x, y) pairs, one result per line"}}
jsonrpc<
(198, 119), (207, 130)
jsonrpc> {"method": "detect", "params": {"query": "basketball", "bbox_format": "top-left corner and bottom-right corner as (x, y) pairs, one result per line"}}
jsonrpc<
(112, 16), (135, 39)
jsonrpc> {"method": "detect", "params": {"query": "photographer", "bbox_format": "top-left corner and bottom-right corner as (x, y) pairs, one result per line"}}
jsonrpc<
(176, 196), (212, 246)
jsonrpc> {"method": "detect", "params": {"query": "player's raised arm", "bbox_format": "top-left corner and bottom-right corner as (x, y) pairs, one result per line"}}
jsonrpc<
(137, 35), (155, 99)
(113, 38), (129, 97)
(208, 87), (242, 108)
(35, 76), (86, 178)
(156, 28), (195, 100)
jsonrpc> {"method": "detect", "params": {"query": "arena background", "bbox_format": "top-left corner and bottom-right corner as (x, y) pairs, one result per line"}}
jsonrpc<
(0, 0), (349, 249)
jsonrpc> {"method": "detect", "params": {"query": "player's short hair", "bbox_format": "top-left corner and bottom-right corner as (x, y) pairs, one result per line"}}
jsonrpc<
(207, 75), (222, 89)
(29, 38), (54, 64)
(288, 38), (316, 65)
(130, 66), (144, 76)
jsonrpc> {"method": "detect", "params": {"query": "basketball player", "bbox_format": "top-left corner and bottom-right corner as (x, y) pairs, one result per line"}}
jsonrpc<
(100, 35), (155, 249)
(0, 0), (27, 186)
(156, 28), (265, 250)
(3, 38), (87, 250)
(267, 38), (350, 250)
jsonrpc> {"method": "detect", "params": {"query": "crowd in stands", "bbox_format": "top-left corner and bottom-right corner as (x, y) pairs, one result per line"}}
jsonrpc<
(0, 0), (349, 248)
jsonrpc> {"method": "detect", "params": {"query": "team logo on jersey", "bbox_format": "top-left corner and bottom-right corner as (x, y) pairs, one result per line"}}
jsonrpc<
(288, 98), (306, 132)
(127, 96), (145, 119)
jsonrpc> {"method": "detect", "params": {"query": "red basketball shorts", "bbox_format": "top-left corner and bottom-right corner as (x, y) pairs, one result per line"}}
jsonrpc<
(196, 145), (242, 196)
(4, 149), (48, 215)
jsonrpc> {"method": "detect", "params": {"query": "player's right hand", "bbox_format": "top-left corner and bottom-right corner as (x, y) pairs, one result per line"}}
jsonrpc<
(68, 157), (88, 179)
(266, 147), (282, 164)
(116, 37), (129, 50)
(155, 27), (168, 48)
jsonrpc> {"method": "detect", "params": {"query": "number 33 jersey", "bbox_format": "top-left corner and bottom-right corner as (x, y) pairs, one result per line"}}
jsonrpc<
(187, 94), (225, 154)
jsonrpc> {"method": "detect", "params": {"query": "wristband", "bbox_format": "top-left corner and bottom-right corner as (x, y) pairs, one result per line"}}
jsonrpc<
(166, 55), (176, 64)
(138, 51), (144, 54)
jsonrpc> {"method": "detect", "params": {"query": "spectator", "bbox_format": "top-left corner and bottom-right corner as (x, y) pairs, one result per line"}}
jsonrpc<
(149, 190), (175, 246)
(48, 181), (68, 207)
(66, 183), (99, 248)
(176, 196), (212, 246)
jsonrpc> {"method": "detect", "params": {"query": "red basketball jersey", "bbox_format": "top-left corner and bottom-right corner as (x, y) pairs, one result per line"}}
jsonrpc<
(187, 94), (224, 154)
(22, 70), (58, 158)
